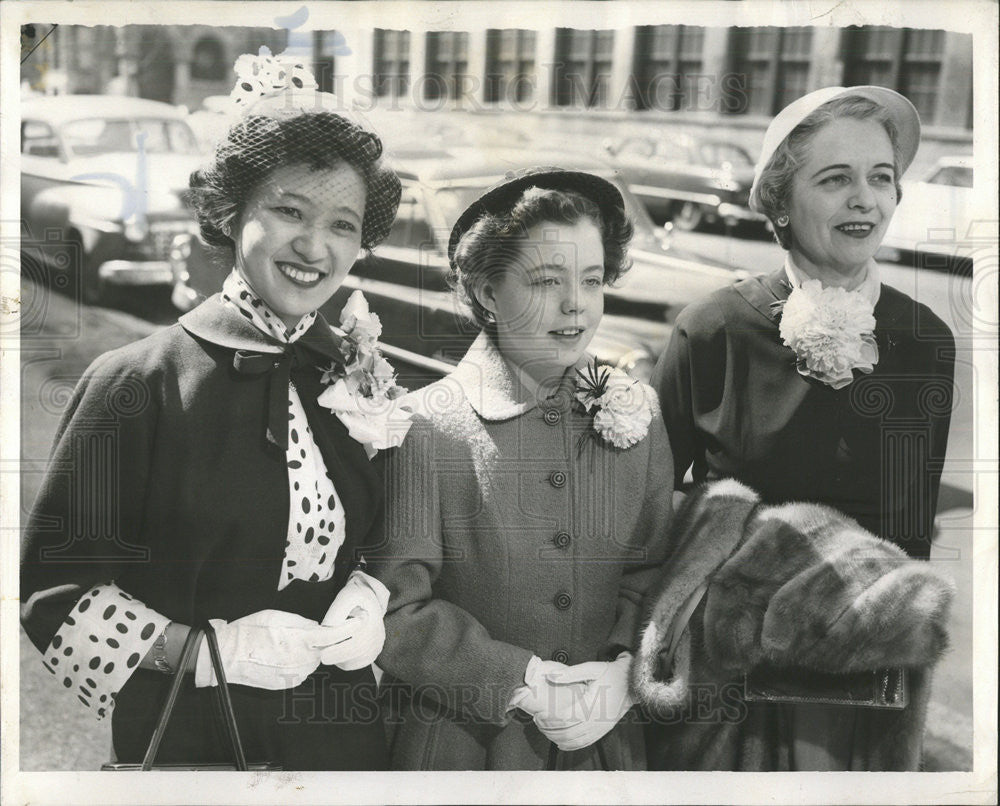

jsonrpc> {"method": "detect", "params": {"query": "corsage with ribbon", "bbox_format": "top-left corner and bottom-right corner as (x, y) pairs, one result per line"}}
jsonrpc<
(318, 291), (412, 458)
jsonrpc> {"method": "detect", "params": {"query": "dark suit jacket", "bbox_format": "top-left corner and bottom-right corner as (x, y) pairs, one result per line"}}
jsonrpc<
(20, 295), (388, 769)
(653, 269), (955, 558)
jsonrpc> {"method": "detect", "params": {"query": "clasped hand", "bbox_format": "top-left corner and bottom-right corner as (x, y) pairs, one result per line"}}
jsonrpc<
(512, 654), (635, 752)
(196, 572), (390, 690)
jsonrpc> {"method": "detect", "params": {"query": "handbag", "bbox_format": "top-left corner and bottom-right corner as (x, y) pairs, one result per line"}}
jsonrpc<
(743, 664), (908, 709)
(101, 624), (282, 770)
(666, 582), (909, 711)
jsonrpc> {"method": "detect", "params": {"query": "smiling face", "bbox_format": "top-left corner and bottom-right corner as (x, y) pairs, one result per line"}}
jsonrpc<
(785, 117), (898, 284)
(479, 218), (605, 385)
(235, 161), (367, 329)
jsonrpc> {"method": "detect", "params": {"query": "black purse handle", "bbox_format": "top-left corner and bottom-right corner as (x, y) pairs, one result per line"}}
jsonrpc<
(140, 624), (248, 771)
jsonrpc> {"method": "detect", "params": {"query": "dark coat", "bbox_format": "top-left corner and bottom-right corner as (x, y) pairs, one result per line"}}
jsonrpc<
(632, 480), (954, 771)
(20, 295), (388, 770)
(371, 333), (674, 770)
(653, 269), (955, 559)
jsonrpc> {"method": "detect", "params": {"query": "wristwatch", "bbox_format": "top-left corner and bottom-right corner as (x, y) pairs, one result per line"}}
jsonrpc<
(152, 630), (174, 674)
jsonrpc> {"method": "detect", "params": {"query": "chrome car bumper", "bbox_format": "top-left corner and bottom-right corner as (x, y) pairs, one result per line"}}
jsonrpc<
(716, 203), (767, 222)
(97, 259), (174, 286)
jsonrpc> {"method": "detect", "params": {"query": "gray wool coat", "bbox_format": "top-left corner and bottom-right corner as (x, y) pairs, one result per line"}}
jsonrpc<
(371, 332), (674, 770)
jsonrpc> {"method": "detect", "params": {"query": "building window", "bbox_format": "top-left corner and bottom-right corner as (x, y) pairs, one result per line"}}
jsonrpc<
(553, 29), (614, 108)
(485, 29), (536, 104)
(425, 31), (469, 101)
(727, 27), (812, 116)
(190, 36), (227, 81)
(633, 25), (706, 112)
(373, 29), (410, 98)
(842, 27), (945, 122)
(314, 31), (347, 93)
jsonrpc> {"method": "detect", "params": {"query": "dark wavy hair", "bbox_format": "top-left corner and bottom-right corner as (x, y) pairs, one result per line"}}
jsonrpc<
(188, 112), (401, 252)
(451, 186), (633, 328)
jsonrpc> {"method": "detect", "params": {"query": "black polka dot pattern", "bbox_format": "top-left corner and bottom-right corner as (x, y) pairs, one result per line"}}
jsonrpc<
(222, 271), (317, 345)
(42, 584), (169, 721)
(278, 384), (346, 590)
(221, 271), (345, 591)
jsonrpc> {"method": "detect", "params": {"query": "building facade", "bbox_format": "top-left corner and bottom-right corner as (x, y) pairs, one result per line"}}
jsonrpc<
(21, 22), (973, 168)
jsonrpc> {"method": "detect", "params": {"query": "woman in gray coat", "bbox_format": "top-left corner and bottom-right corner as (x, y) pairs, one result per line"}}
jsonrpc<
(373, 169), (674, 770)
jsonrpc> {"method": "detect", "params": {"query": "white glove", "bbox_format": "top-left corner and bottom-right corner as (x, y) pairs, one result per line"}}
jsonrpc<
(195, 610), (355, 690)
(508, 656), (586, 720)
(319, 570), (390, 671)
(534, 653), (635, 752)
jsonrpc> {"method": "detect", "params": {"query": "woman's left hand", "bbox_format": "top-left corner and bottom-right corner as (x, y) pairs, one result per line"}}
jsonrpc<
(320, 570), (390, 670)
(535, 653), (635, 751)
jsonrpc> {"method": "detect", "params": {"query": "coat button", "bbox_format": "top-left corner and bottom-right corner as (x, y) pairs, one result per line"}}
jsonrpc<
(543, 409), (561, 426)
(552, 649), (570, 664)
(554, 591), (572, 610)
(554, 531), (571, 549)
(548, 470), (567, 488)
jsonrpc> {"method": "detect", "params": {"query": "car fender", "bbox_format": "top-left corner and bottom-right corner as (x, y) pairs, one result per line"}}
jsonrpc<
(28, 184), (124, 250)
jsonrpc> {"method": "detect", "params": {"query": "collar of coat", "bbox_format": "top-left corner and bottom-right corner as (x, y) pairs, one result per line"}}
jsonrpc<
(449, 330), (589, 422)
(178, 293), (345, 358)
(734, 267), (908, 333)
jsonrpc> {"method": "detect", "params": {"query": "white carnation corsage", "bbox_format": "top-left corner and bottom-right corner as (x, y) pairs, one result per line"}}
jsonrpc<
(317, 291), (412, 458)
(574, 359), (652, 449)
(776, 278), (879, 390)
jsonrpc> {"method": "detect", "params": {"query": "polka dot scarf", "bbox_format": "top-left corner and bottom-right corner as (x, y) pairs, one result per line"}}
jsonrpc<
(221, 269), (316, 342)
(223, 269), (347, 590)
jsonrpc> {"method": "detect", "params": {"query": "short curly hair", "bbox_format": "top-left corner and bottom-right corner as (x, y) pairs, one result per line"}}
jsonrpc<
(451, 186), (633, 329)
(750, 95), (904, 250)
(188, 112), (401, 252)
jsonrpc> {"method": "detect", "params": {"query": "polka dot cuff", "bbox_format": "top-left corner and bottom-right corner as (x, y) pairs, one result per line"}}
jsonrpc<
(42, 584), (170, 719)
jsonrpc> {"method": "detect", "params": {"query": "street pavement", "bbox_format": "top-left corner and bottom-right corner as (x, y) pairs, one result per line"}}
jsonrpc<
(15, 227), (981, 768)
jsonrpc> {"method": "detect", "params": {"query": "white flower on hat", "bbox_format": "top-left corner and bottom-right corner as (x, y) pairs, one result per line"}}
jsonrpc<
(778, 279), (879, 390)
(230, 47), (319, 111)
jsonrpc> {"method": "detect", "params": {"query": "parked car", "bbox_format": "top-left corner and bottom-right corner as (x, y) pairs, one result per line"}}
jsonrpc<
(879, 156), (974, 276)
(171, 147), (745, 386)
(184, 94), (237, 154)
(603, 133), (765, 232)
(21, 95), (204, 302)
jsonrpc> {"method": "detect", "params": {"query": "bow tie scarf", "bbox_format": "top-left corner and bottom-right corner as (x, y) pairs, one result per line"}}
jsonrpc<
(223, 271), (348, 590)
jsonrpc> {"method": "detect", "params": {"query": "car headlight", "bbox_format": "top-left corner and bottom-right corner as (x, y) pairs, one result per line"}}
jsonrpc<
(123, 217), (149, 243)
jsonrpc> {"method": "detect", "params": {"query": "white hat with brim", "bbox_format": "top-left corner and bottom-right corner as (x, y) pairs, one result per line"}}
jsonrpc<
(749, 86), (921, 212)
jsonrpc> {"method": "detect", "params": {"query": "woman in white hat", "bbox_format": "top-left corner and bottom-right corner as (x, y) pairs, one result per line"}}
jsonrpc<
(651, 87), (955, 769)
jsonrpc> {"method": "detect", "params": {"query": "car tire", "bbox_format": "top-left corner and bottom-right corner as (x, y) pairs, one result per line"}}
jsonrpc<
(672, 202), (704, 231)
(68, 230), (105, 305)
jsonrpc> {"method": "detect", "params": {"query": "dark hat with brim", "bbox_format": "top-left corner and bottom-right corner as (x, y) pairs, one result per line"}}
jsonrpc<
(447, 166), (626, 264)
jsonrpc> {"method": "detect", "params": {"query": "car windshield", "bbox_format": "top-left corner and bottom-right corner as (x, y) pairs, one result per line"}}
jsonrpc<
(928, 165), (973, 188)
(60, 117), (200, 158)
(433, 178), (662, 254)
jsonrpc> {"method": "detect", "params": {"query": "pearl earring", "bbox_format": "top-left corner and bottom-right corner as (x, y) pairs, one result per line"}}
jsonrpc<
(776, 215), (789, 227)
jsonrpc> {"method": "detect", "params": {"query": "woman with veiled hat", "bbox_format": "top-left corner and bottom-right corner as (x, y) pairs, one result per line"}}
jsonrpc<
(21, 50), (405, 770)
(650, 87), (956, 769)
